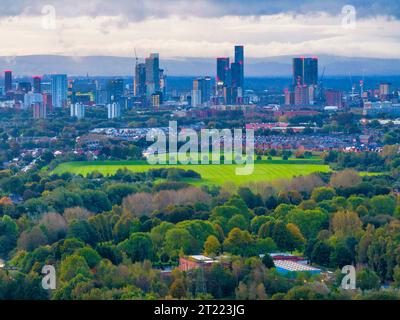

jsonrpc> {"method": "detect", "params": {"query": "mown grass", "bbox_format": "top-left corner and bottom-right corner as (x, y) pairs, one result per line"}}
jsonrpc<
(51, 158), (332, 186)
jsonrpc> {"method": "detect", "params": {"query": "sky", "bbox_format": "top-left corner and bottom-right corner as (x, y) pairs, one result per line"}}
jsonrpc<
(0, 0), (399, 59)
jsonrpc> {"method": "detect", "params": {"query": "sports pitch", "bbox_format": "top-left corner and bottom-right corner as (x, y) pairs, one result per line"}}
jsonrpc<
(51, 159), (332, 185)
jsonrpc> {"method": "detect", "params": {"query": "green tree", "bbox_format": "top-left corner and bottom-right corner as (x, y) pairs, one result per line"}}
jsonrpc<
(204, 235), (221, 256)
(60, 255), (92, 282)
(311, 187), (336, 202)
(0, 215), (18, 258)
(118, 232), (154, 262)
(357, 268), (381, 291)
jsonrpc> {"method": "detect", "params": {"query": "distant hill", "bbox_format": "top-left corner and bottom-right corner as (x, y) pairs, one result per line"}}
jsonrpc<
(1, 55), (400, 77)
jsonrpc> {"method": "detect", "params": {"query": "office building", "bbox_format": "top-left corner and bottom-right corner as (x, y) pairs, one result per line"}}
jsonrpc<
(145, 53), (160, 98)
(107, 102), (121, 119)
(106, 79), (124, 103)
(325, 89), (343, 108)
(192, 77), (212, 106)
(51, 74), (68, 108)
(234, 45), (244, 89)
(4, 70), (12, 93)
(293, 57), (318, 87)
(32, 102), (47, 119)
(18, 82), (32, 93)
(70, 103), (85, 120)
(24, 92), (43, 109)
(134, 63), (146, 97)
(216, 57), (230, 85)
(294, 85), (310, 105)
(33, 76), (42, 93)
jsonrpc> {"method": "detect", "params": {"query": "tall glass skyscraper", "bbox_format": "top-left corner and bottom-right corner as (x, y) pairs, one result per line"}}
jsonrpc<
(234, 45), (244, 89)
(292, 57), (318, 87)
(51, 74), (68, 108)
(145, 53), (160, 99)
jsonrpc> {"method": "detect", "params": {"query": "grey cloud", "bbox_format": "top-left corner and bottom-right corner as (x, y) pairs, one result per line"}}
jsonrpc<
(0, 0), (399, 20)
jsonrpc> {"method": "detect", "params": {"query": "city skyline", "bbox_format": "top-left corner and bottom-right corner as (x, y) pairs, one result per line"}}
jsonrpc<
(0, 0), (399, 59)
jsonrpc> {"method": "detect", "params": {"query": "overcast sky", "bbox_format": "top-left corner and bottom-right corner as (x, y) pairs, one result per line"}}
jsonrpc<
(0, 0), (399, 59)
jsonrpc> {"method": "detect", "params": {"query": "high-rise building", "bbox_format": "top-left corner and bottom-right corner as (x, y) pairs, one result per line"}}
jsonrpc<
(325, 89), (343, 108)
(33, 76), (42, 93)
(51, 74), (68, 108)
(4, 70), (12, 93)
(24, 92), (43, 109)
(192, 77), (212, 106)
(106, 79), (124, 103)
(294, 85), (310, 105)
(292, 57), (318, 87)
(379, 82), (391, 101)
(216, 57), (230, 85)
(145, 53), (160, 99)
(107, 102), (121, 119)
(134, 63), (146, 97)
(234, 45), (244, 89)
(70, 103), (85, 119)
(32, 102), (46, 119)
(18, 82), (32, 93)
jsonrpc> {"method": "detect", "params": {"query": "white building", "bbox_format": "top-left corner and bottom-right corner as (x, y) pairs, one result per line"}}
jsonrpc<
(24, 92), (43, 109)
(71, 103), (85, 120)
(107, 102), (121, 119)
(191, 89), (201, 107)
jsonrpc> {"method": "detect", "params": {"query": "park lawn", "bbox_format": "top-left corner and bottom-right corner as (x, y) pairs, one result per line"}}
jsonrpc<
(51, 159), (332, 186)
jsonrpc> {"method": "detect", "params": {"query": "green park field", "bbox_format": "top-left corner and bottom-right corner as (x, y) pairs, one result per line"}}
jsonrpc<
(51, 158), (332, 186)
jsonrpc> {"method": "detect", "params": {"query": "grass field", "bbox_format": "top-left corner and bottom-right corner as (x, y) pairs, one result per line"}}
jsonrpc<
(51, 159), (332, 186)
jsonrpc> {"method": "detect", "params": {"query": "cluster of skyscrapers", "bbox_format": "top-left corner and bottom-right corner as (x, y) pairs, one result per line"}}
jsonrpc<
(284, 57), (320, 106)
(190, 45), (245, 107)
(134, 53), (166, 108)
(1, 70), (68, 118)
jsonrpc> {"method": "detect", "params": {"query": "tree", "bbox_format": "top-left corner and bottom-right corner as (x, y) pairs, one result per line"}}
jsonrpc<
(204, 235), (221, 256)
(81, 190), (112, 213)
(357, 268), (381, 291)
(286, 208), (328, 240)
(164, 228), (196, 257)
(330, 169), (362, 189)
(223, 228), (255, 256)
(169, 278), (187, 299)
(105, 183), (137, 205)
(0, 215), (18, 257)
(262, 254), (275, 269)
(68, 220), (98, 246)
(311, 241), (332, 266)
(117, 232), (154, 262)
(331, 211), (362, 238)
(311, 187), (336, 202)
(227, 214), (248, 232)
(60, 255), (92, 282)
(370, 195), (396, 216)
(77, 246), (102, 268)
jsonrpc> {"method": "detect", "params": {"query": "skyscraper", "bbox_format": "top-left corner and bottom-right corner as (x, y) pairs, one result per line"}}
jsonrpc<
(71, 103), (85, 119)
(192, 77), (212, 106)
(32, 102), (47, 119)
(216, 57), (230, 85)
(106, 79), (124, 103)
(145, 53), (160, 99)
(33, 76), (42, 93)
(51, 74), (68, 108)
(107, 102), (121, 119)
(292, 57), (318, 86)
(4, 70), (12, 93)
(134, 63), (146, 97)
(234, 45), (244, 89)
